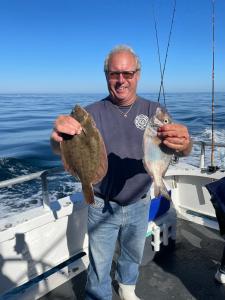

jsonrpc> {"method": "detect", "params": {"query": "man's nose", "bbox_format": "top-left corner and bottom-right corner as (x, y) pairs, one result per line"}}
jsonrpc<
(118, 73), (125, 83)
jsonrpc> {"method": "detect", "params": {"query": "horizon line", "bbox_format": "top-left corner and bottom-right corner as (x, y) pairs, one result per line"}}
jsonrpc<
(0, 91), (224, 94)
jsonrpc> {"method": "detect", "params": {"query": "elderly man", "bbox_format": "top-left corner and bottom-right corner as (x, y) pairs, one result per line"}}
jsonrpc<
(51, 45), (192, 300)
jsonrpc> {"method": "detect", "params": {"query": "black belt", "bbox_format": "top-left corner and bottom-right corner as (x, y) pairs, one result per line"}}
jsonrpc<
(94, 192), (147, 201)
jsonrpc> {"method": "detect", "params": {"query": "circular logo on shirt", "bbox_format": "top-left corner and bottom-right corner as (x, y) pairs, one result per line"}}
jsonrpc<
(134, 114), (149, 130)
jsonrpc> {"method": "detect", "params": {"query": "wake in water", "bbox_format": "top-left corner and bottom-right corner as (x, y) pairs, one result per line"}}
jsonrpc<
(180, 127), (225, 168)
(0, 158), (82, 219)
(200, 128), (225, 168)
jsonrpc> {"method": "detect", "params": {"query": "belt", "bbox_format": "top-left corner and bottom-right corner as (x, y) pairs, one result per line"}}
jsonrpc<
(94, 192), (147, 201)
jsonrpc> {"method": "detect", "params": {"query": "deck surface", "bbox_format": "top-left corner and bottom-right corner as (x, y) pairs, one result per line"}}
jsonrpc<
(40, 218), (225, 300)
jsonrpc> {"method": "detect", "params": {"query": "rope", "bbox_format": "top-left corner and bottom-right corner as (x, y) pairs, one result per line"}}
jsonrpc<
(153, 0), (177, 106)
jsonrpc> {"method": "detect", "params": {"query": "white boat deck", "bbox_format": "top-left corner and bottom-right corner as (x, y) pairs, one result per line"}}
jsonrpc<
(1, 146), (225, 300)
(39, 218), (225, 300)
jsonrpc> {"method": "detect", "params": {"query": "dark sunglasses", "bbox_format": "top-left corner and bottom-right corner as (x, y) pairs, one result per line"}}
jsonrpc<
(106, 69), (139, 80)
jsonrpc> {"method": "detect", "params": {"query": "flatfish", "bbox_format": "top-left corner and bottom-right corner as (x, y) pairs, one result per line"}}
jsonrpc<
(60, 105), (108, 204)
(143, 107), (175, 200)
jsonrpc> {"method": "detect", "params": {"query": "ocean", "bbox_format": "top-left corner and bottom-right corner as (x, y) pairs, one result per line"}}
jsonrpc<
(1, 92), (225, 219)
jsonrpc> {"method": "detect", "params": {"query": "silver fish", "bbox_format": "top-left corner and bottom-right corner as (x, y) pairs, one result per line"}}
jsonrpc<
(143, 107), (175, 200)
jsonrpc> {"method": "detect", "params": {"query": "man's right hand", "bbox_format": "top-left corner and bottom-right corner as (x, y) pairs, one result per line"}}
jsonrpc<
(51, 115), (83, 142)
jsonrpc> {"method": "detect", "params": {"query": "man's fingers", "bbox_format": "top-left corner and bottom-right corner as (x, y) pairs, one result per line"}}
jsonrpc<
(157, 123), (192, 155)
(54, 115), (82, 136)
(163, 137), (187, 145)
(158, 130), (188, 139)
(51, 130), (63, 143)
(158, 124), (189, 141)
(163, 137), (190, 151)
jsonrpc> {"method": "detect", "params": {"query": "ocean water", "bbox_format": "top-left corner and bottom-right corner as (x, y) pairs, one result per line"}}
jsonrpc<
(1, 93), (225, 219)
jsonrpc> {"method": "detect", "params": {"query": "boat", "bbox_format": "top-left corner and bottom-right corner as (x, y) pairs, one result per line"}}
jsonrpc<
(1, 139), (225, 300)
(1, 1), (225, 298)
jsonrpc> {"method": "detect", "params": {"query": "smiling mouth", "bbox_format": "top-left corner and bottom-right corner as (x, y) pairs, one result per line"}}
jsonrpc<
(116, 86), (127, 92)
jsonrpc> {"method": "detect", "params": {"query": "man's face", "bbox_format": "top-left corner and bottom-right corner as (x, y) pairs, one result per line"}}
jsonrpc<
(106, 51), (140, 105)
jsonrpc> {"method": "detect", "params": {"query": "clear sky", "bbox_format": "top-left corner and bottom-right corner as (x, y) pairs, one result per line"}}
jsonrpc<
(0, 0), (224, 93)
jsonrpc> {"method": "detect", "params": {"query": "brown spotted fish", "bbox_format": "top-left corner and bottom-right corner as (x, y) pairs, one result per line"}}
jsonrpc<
(60, 105), (108, 204)
(143, 107), (175, 201)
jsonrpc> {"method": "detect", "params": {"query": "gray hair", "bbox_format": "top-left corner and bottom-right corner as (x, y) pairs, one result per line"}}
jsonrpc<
(104, 45), (141, 72)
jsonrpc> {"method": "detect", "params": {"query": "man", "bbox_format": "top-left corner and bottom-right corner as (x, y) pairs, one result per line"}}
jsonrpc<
(206, 177), (225, 284)
(51, 45), (192, 300)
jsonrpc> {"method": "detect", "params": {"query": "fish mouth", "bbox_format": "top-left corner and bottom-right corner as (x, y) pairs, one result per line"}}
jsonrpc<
(148, 122), (158, 129)
(149, 117), (162, 128)
(154, 117), (164, 127)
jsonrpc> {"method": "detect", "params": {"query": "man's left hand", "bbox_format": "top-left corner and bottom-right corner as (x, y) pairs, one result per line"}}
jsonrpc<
(157, 124), (192, 156)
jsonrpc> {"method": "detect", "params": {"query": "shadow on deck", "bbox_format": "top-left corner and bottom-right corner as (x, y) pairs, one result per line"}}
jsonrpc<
(40, 219), (225, 300)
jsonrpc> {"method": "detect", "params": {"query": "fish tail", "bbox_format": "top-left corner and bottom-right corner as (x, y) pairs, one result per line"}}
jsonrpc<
(154, 179), (171, 201)
(82, 184), (95, 204)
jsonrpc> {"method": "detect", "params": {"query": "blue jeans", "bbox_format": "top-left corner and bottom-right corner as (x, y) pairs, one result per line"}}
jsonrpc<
(85, 196), (150, 300)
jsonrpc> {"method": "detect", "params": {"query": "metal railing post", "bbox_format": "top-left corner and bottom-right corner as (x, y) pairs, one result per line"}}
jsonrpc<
(41, 172), (50, 209)
(200, 142), (205, 169)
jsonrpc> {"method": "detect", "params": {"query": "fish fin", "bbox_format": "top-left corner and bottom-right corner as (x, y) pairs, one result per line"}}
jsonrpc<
(60, 149), (80, 179)
(73, 173), (80, 181)
(82, 184), (95, 204)
(154, 180), (171, 201)
(92, 136), (108, 184)
(82, 127), (87, 136)
(154, 184), (160, 198)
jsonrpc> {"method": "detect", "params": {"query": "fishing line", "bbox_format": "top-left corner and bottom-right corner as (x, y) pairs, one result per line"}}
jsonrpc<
(152, 2), (166, 103)
(210, 0), (215, 168)
(152, 0), (176, 106)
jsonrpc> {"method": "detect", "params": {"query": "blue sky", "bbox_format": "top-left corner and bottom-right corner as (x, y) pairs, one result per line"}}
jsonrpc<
(0, 0), (224, 93)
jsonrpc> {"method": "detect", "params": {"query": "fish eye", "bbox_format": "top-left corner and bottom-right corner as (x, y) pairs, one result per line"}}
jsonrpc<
(164, 118), (169, 124)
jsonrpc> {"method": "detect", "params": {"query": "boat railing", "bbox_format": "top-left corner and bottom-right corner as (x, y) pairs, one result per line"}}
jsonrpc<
(193, 140), (225, 170)
(0, 166), (64, 209)
(0, 140), (225, 209)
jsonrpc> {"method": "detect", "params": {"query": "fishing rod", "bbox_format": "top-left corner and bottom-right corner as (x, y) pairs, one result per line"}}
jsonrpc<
(208, 0), (218, 172)
(152, 0), (177, 106)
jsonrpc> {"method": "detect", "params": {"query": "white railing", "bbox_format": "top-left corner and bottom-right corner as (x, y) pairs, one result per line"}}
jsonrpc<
(193, 140), (225, 170)
(1, 140), (225, 207)
(0, 167), (64, 208)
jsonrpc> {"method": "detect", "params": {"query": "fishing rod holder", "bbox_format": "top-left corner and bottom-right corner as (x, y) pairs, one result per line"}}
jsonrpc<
(193, 140), (225, 171)
(207, 165), (220, 173)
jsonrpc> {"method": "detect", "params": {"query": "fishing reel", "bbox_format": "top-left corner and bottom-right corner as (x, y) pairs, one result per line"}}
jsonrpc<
(207, 165), (220, 173)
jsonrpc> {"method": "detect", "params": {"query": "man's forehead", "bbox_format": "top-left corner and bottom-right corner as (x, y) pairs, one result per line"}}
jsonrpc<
(108, 51), (136, 66)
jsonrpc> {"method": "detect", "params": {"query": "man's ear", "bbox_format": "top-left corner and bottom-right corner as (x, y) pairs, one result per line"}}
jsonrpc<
(136, 70), (140, 80)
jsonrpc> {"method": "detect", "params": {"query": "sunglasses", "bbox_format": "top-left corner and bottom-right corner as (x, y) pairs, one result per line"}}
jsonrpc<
(106, 69), (139, 80)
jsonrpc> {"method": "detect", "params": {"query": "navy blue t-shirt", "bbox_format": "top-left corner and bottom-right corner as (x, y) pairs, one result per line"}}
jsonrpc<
(86, 96), (162, 205)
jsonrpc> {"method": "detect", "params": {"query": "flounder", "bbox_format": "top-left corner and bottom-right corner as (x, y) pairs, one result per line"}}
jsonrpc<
(143, 107), (175, 201)
(60, 105), (108, 204)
